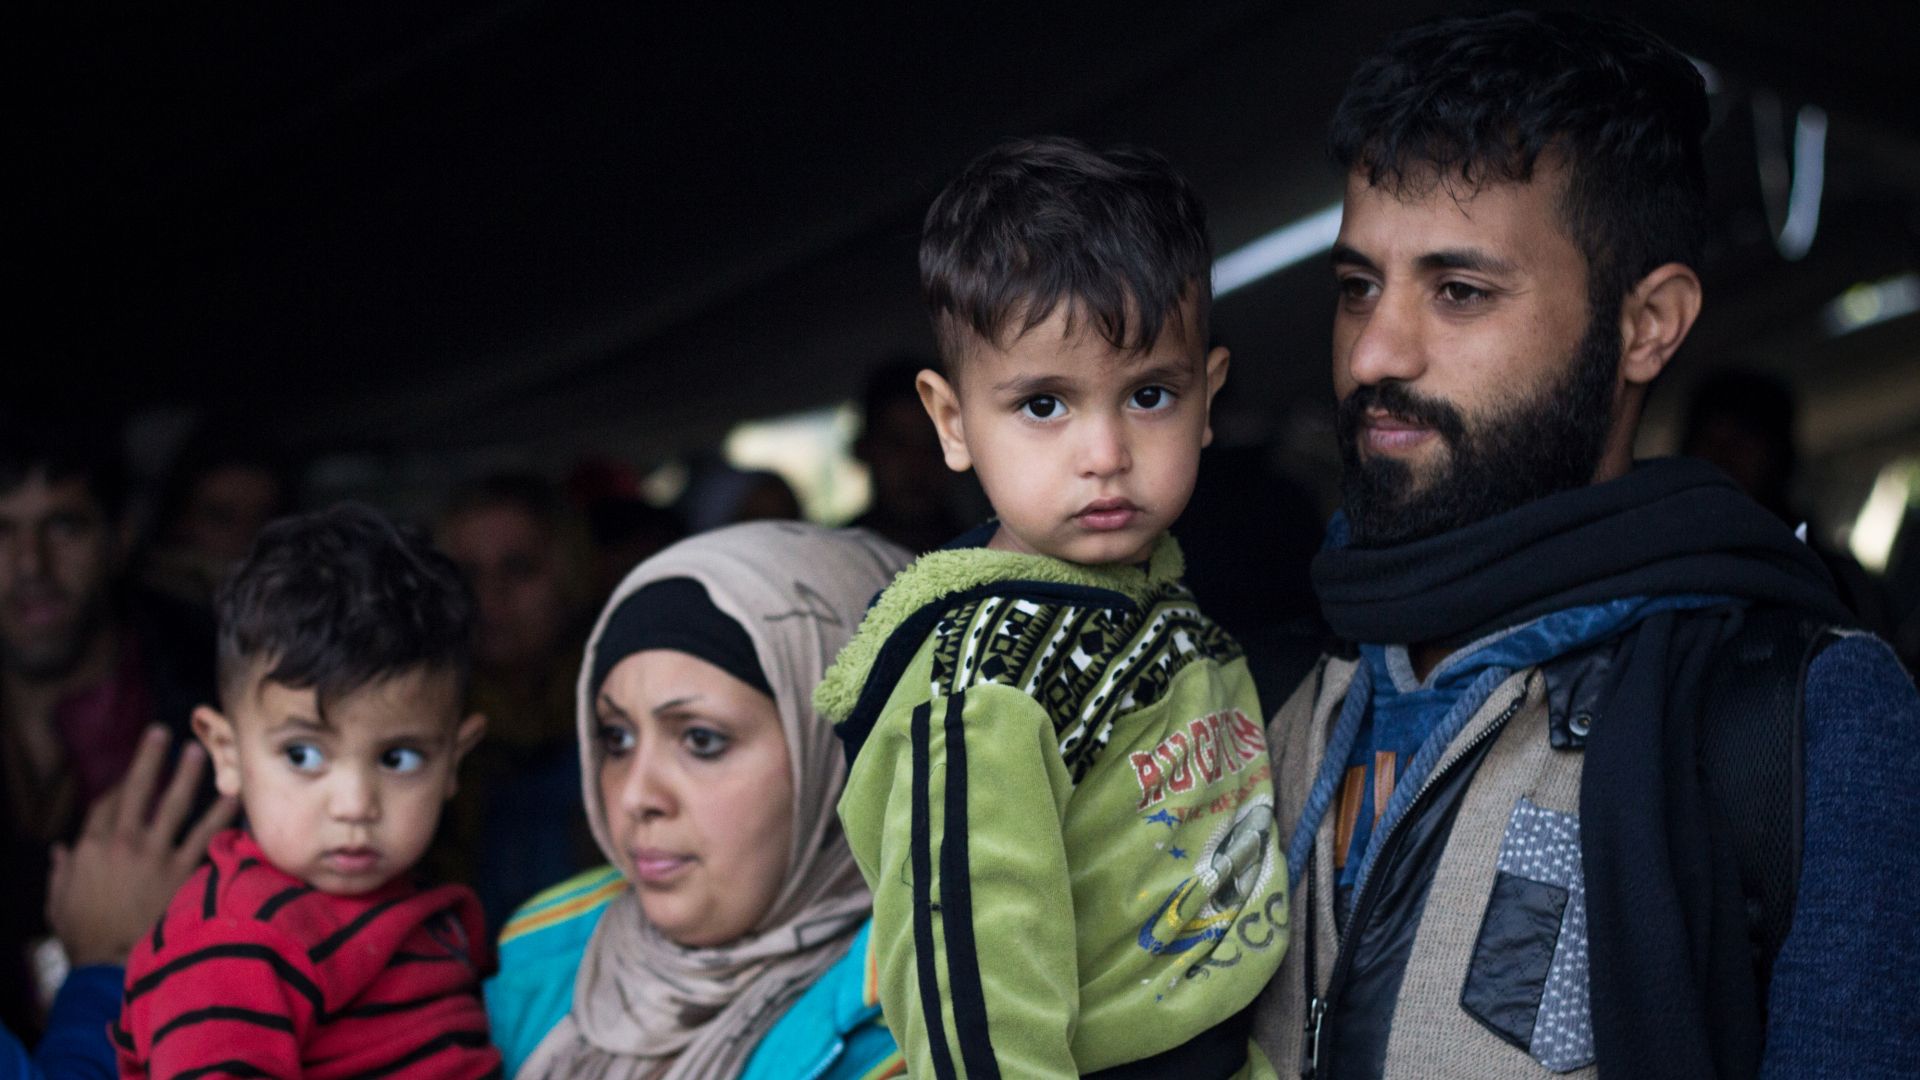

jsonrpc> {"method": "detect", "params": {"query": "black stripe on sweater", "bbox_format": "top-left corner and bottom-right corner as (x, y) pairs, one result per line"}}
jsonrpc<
(340, 1028), (491, 1079)
(939, 691), (1001, 1078)
(124, 943), (325, 1016)
(151, 1005), (295, 1049)
(910, 701), (960, 1080)
(201, 861), (221, 920)
(333, 987), (469, 1019)
(174, 1059), (276, 1079)
(254, 885), (312, 922)
(308, 895), (408, 963)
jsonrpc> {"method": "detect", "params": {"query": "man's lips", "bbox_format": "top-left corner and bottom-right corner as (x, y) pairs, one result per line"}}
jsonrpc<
(6, 593), (73, 631)
(1360, 411), (1437, 452)
(1075, 498), (1140, 531)
(629, 848), (695, 884)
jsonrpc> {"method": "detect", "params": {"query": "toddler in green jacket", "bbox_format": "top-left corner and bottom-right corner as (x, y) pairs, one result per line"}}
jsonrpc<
(816, 136), (1287, 1078)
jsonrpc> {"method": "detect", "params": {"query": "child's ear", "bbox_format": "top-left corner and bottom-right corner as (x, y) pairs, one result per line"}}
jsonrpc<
(915, 368), (973, 474)
(1201, 345), (1231, 449)
(190, 705), (244, 798)
(445, 712), (488, 797)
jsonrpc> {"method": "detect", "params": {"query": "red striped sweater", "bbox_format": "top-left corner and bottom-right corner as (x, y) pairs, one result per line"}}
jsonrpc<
(116, 829), (501, 1079)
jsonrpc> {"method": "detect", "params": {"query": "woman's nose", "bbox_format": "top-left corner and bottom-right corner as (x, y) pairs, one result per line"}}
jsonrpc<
(618, 743), (676, 820)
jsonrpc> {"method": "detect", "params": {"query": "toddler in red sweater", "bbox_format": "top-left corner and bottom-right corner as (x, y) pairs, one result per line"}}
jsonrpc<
(116, 504), (500, 1078)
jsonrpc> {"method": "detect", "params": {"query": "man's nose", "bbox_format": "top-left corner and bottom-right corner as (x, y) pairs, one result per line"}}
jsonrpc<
(1343, 289), (1428, 387)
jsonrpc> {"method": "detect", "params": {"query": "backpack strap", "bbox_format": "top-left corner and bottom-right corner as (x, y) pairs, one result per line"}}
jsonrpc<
(1698, 605), (1838, 996)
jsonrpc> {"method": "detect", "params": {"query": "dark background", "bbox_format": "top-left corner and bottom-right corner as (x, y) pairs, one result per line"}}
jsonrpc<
(13, 1), (1919, 514)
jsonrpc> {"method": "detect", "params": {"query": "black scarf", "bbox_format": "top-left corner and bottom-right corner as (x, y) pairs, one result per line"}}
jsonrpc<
(1313, 457), (1851, 1080)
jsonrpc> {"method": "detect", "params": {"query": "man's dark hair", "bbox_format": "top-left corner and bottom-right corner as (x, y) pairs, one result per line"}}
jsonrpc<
(215, 502), (473, 712)
(1331, 10), (1710, 317)
(919, 136), (1213, 370)
(0, 411), (128, 519)
(441, 472), (568, 533)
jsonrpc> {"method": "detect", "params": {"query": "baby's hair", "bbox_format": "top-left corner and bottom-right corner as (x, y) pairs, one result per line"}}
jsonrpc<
(215, 502), (473, 715)
(919, 135), (1213, 372)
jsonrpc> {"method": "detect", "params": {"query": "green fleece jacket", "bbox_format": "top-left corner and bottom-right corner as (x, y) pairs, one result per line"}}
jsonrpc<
(817, 536), (1286, 1078)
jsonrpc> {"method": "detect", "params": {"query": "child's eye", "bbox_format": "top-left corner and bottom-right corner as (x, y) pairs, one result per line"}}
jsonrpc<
(596, 721), (636, 758)
(284, 743), (325, 773)
(682, 727), (731, 760)
(1130, 386), (1174, 412)
(381, 747), (426, 774)
(1019, 395), (1062, 420)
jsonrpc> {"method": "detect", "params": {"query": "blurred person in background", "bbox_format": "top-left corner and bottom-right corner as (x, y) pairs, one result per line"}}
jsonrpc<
(436, 474), (599, 929)
(851, 358), (964, 554)
(137, 428), (295, 610)
(1681, 367), (1898, 639)
(0, 415), (216, 1041)
(677, 459), (803, 534)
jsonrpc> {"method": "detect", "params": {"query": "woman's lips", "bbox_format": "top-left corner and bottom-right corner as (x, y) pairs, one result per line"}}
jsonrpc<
(1075, 498), (1139, 531)
(630, 849), (695, 884)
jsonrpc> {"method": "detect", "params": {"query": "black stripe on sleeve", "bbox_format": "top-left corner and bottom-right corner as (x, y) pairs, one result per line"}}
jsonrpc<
(332, 987), (467, 1019)
(151, 908), (167, 954)
(254, 885), (313, 923)
(911, 701), (961, 1080)
(939, 691), (1002, 1079)
(339, 1028), (491, 1079)
(124, 943), (325, 1017)
(201, 861), (221, 919)
(174, 1060), (277, 1079)
(110, 1022), (136, 1051)
(151, 1005), (295, 1049)
(307, 896), (407, 963)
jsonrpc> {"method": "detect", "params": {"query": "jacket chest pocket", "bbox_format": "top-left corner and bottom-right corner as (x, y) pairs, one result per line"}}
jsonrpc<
(1459, 798), (1594, 1073)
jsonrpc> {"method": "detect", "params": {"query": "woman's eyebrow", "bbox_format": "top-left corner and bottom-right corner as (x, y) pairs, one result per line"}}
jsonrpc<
(596, 694), (632, 722)
(651, 695), (702, 719)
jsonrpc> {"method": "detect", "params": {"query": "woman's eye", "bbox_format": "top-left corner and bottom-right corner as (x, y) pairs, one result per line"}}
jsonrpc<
(381, 747), (426, 774)
(1019, 395), (1061, 420)
(682, 727), (731, 760)
(1130, 386), (1173, 411)
(1439, 281), (1489, 305)
(284, 743), (324, 773)
(596, 721), (635, 757)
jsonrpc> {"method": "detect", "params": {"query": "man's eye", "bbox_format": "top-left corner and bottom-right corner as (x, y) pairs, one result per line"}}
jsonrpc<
(1020, 396), (1061, 420)
(284, 743), (324, 772)
(381, 747), (426, 774)
(596, 721), (635, 757)
(1337, 277), (1378, 301)
(1439, 281), (1489, 304)
(683, 727), (730, 760)
(1130, 386), (1173, 411)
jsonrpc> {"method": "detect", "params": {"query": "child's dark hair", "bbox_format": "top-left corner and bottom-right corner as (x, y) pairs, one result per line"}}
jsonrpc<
(215, 502), (473, 713)
(919, 136), (1212, 371)
(1330, 10), (1709, 320)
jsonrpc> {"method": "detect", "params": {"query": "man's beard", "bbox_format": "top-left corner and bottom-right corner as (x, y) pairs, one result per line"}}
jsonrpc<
(1336, 312), (1620, 548)
(1, 588), (110, 682)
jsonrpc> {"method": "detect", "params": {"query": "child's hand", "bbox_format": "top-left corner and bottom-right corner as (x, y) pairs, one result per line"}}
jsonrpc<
(44, 725), (239, 966)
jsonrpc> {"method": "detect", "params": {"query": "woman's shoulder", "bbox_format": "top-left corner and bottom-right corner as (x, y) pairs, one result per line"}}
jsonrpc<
(497, 865), (625, 958)
(486, 866), (626, 1076)
(740, 920), (903, 1080)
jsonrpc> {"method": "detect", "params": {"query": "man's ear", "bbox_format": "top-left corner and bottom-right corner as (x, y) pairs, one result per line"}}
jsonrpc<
(191, 705), (244, 798)
(915, 368), (973, 474)
(1201, 345), (1231, 449)
(445, 712), (488, 797)
(1618, 262), (1703, 387)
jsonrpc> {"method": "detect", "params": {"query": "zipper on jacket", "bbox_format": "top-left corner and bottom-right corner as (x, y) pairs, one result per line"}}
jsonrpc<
(1302, 676), (1532, 1078)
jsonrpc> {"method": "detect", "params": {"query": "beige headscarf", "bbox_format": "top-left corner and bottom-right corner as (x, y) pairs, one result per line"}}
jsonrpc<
(517, 521), (911, 1080)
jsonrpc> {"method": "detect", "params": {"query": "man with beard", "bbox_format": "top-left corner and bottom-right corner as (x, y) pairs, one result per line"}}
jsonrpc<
(0, 418), (217, 1040)
(1255, 12), (1918, 1080)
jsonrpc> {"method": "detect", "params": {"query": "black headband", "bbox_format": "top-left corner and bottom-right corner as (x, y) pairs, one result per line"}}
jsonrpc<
(589, 577), (772, 701)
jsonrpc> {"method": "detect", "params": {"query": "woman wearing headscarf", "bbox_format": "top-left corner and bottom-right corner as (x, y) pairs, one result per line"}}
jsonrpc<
(485, 522), (912, 1079)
